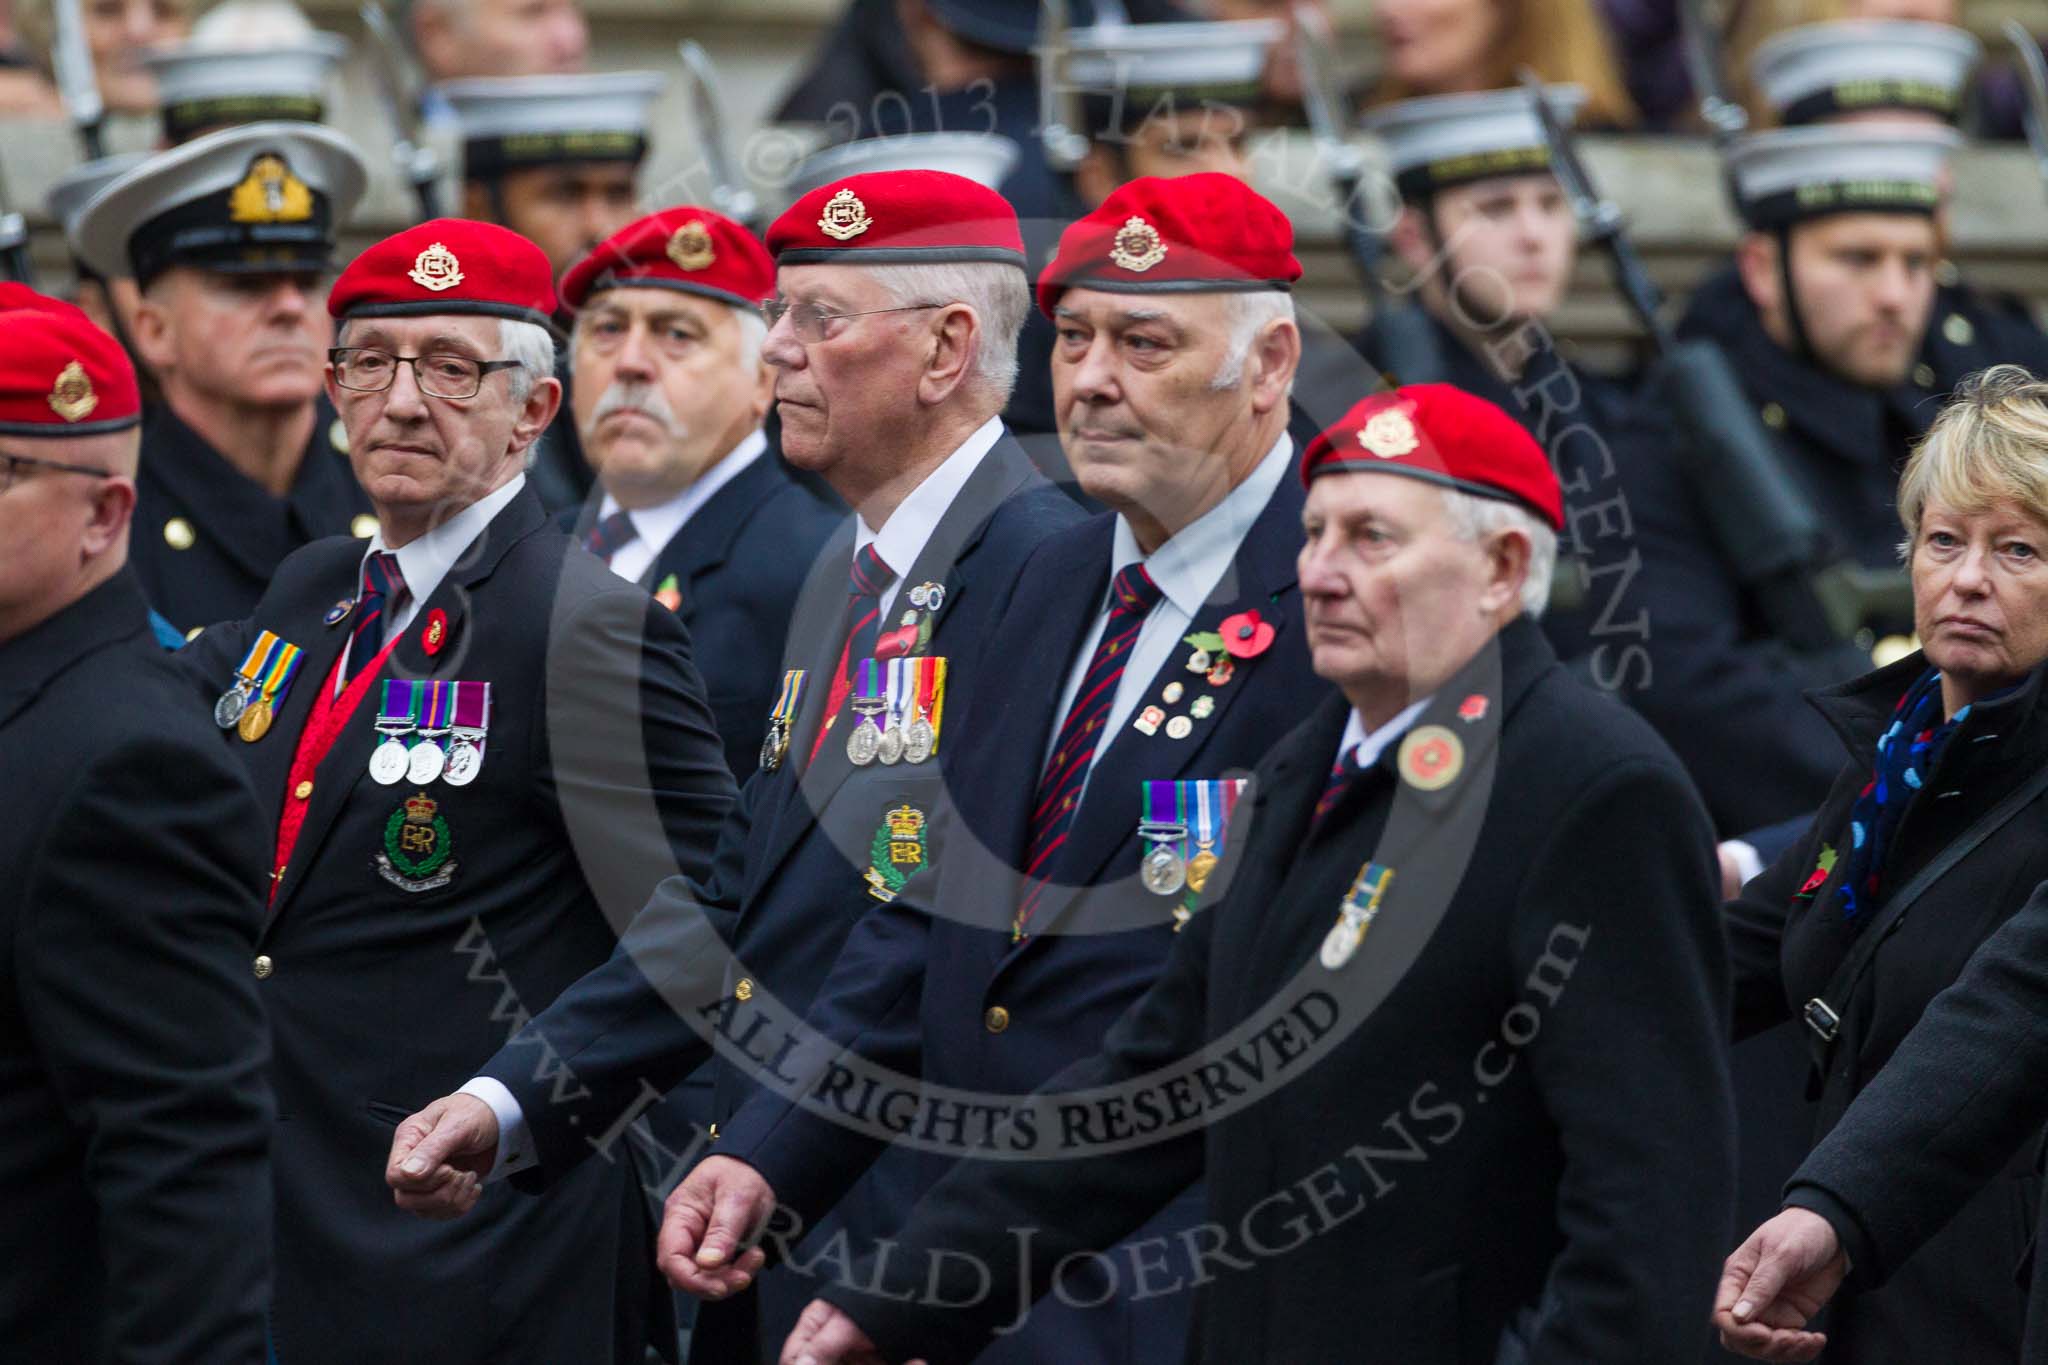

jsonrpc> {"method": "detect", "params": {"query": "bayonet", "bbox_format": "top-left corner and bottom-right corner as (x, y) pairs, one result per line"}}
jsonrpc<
(1035, 0), (1090, 172)
(1677, 0), (1746, 148)
(49, 0), (104, 160)
(2006, 19), (2048, 196)
(677, 41), (760, 229)
(359, 0), (443, 221)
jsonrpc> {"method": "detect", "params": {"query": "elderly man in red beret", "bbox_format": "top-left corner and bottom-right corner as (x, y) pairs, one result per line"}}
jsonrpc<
(553, 205), (841, 779)
(657, 171), (1334, 1365)
(0, 286), (273, 1363)
(774, 385), (1739, 1365)
(376, 174), (1083, 1360)
(175, 218), (738, 1365)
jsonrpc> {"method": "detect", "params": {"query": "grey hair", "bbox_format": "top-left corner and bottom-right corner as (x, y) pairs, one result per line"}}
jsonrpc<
(1441, 486), (1558, 618)
(861, 261), (1028, 405)
(335, 316), (556, 403)
(1209, 290), (1298, 392)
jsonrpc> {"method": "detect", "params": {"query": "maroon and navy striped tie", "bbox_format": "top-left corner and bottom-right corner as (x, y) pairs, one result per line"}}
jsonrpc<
(808, 543), (897, 765)
(583, 510), (637, 563)
(1012, 563), (1164, 939)
(1313, 746), (1363, 826)
(344, 551), (407, 684)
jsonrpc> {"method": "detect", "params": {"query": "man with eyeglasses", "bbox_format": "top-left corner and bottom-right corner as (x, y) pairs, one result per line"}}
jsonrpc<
(556, 205), (841, 781)
(69, 121), (379, 635)
(176, 217), (737, 1365)
(0, 286), (274, 1365)
(382, 170), (1085, 1363)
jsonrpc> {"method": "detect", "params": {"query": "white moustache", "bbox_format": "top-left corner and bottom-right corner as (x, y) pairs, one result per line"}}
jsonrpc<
(585, 381), (686, 442)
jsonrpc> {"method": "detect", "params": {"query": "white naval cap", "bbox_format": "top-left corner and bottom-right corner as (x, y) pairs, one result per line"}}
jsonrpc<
(438, 72), (666, 179)
(143, 34), (348, 144)
(1726, 123), (1961, 229)
(45, 153), (151, 259)
(1363, 85), (1585, 199)
(781, 133), (1021, 206)
(70, 121), (369, 284)
(1060, 18), (1281, 104)
(1751, 20), (1981, 126)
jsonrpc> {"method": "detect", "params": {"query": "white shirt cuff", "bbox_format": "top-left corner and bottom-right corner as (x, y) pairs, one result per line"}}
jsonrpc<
(457, 1076), (536, 1183)
(1721, 839), (1764, 892)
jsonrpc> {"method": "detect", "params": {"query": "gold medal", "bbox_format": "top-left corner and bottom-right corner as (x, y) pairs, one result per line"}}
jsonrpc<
(1186, 847), (1218, 893)
(237, 698), (274, 743)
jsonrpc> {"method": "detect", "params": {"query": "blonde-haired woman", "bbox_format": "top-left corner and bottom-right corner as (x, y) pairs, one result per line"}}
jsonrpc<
(1365, 0), (1640, 128)
(1723, 365), (2048, 1363)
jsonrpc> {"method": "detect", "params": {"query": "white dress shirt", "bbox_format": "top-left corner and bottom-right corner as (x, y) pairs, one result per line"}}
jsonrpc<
(1040, 432), (1292, 809)
(461, 419), (1008, 1180)
(595, 429), (769, 585)
(1335, 696), (1434, 773)
(336, 473), (527, 695)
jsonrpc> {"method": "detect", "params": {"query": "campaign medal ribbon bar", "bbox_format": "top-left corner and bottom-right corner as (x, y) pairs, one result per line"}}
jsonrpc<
(442, 681), (492, 787)
(1138, 781), (1190, 897)
(759, 669), (805, 772)
(846, 658), (886, 766)
(216, 629), (283, 729)
(238, 636), (303, 743)
(877, 657), (907, 766)
(1321, 861), (1395, 969)
(408, 680), (454, 785)
(901, 656), (945, 763)
(368, 679), (420, 785)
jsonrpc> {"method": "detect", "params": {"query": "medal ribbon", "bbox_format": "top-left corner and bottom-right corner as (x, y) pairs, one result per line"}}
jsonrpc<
(1344, 862), (1394, 916)
(853, 658), (886, 729)
(885, 656), (907, 724)
(771, 670), (805, 725)
(914, 657), (945, 746)
(234, 630), (283, 690)
(257, 641), (303, 708)
(376, 679), (420, 734)
(451, 680), (492, 734)
(418, 679), (455, 737)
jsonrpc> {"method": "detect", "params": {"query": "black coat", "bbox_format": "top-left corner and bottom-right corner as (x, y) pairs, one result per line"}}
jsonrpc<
(564, 452), (844, 782)
(814, 617), (1735, 1365)
(178, 486), (737, 1365)
(0, 571), (273, 1364)
(1725, 652), (2048, 1363)
(1784, 874), (2048, 1365)
(132, 397), (373, 635)
(718, 471), (1332, 1362)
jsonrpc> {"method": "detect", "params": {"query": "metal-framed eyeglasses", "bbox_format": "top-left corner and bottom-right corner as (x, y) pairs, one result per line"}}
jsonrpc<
(328, 347), (528, 400)
(0, 449), (115, 494)
(763, 298), (945, 343)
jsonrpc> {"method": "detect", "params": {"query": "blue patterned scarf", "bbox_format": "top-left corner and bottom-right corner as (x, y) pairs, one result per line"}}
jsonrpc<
(1836, 667), (1971, 920)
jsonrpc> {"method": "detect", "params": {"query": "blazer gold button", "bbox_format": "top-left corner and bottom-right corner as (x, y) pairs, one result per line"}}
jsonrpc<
(708, 1123), (719, 1142)
(294, 780), (313, 800)
(1760, 402), (1786, 431)
(984, 1005), (1009, 1033)
(163, 517), (195, 550)
(735, 978), (753, 1001)
(253, 955), (274, 980)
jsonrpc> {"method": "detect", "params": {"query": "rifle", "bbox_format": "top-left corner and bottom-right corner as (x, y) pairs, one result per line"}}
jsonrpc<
(1034, 0), (1090, 172)
(359, 0), (443, 221)
(1518, 70), (1896, 648)
(49, 0), (104, 160)
(2006, 19), (2048, 199)
(1295, 3), (1443, 385)
(677, 41), (760, 231)
(0, 169), (31, 285)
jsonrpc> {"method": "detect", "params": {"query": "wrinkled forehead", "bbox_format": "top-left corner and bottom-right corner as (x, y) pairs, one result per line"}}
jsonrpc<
(340, 312), (503, 357)
(1305, 466), (1455, 526)
(1053, 286), (1231, 335)
(772, 262), (890, 309)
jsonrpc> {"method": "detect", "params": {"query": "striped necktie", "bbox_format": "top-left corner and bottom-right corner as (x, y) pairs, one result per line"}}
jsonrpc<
(584, 510), (637, 564)
(1313, 746), (1363, 826)
(809, 543), (897, 765)
(1013, 563), (1165, 938)
(345, 551), (407, 684)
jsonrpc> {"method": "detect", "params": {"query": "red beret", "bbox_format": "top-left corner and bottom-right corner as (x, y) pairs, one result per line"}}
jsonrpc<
(560, 206), (772, 314)
(766, 170), (1024, 269)
(1037, 173), (1301, 318)
(329, 218), (558, 331)
(1300, 385), (1563, 531)
(0, 284), (141, 437)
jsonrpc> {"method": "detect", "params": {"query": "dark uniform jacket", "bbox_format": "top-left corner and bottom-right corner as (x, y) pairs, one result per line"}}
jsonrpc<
(1725, 651), (2048, 1364)
(179, 486), (737, 1365)
(132, 396), (372, 634)
(807, 616), (1736, 1365)
(566, 450), (843, 780)
(0, 571), (272, 1365)
(1783, 874), (2048, 1365)
(716, 471), (1330, 1361)
(467, 436), (1083, 1357)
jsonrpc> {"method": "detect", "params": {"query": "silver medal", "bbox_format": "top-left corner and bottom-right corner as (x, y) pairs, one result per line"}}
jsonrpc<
(903, 715), (935, 764)
(406, 740), (446, 786)
(1320, 921), (1362, 970)
(847, 720), (881, 766)
(758, 720), (788, 773)
(369, 737), (411, 785)
(443, 740), (483, 787)
(877, 725), (905, 765)
(215, 685), (250, 729)
(1141, 843), (1187, 896)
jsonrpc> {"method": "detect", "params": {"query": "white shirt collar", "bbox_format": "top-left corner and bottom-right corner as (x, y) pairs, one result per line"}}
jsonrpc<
(1339, 696), (1434, 773)
(1108, 431), (1292, 617)
(597, 427), (768, 557)
(854, 414), (1004, 583)
(359, 473), (527, 609)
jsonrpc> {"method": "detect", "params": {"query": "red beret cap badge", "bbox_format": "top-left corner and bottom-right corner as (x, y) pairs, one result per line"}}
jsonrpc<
(47, 361), (98, 423)
(817, 188), (873, 241)
(666, 222), (716, 271)
(409, 242), (465, 292)
(1359, 407), (1419, 458)
(1109, 216), (1167, 273)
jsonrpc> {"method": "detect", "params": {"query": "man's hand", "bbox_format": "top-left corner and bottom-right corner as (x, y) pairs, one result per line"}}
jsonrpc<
(657, 1154), (775, 1298)
(780, 1299), (926, 1365)
(385, 1093), (499, 1220)
(1712, 1207), (1850, 1361)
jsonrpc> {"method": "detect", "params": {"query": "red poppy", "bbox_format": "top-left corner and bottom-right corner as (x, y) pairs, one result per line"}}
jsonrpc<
(1458, 694), (1488, 722)
(1219, 609), (1275, 659)
(422, 608), (449, 656)
(1798, 864), (1830, 896)
(875, 625), (919, 659)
